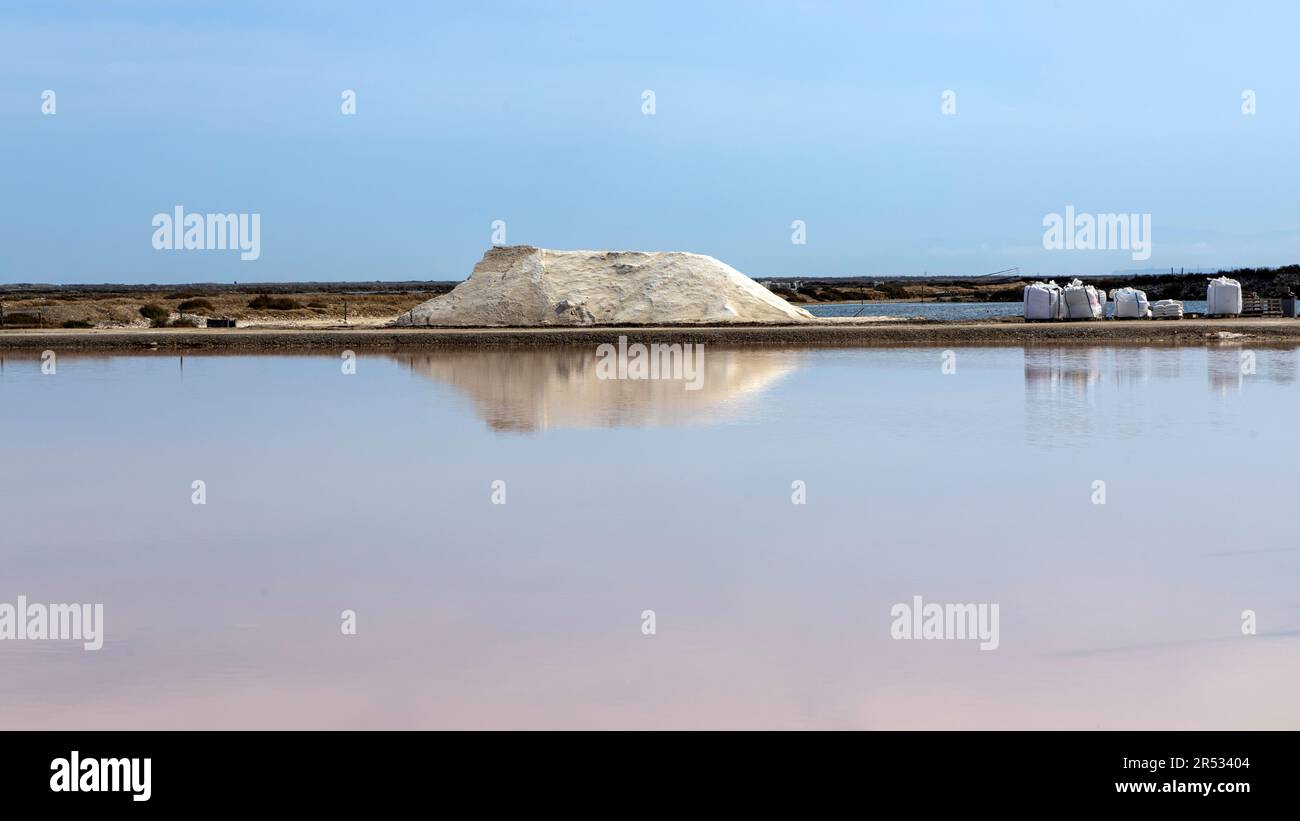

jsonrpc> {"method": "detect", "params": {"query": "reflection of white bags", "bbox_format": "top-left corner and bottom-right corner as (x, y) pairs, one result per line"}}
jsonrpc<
(1024, 281), (1063, 320)
(1062, 278), (1103, 319)
(1207, 276), (1243, 315)
(1112, 287), (1150, 319)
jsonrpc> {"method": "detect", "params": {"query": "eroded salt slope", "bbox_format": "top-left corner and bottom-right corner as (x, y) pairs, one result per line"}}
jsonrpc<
(393, 246), (815, 326)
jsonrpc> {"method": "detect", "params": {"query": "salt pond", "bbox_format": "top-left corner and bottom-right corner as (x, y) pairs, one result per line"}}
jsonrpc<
(0, 345), (1296, 729)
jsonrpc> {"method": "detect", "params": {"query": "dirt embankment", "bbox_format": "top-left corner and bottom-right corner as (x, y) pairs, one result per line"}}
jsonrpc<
(4, 317), (1300, 352)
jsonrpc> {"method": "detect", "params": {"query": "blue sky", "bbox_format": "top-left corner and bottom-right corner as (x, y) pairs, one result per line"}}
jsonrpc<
(3, 0), (1299, 283)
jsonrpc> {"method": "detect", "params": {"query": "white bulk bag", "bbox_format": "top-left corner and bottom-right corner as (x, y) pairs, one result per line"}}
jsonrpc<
(1062, 278), (1103, 319)
(1207, 276), (1243, 315)
(1024, 281), (1063, 320)
(1112, 287), (1150, 319)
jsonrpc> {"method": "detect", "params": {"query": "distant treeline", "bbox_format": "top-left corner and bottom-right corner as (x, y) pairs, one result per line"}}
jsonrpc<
(1059, 266), (1300, 303)
(765, 264), (1300, 304)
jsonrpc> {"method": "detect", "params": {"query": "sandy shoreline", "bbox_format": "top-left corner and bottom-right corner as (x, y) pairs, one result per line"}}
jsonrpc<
(3, 317), (1300, 351)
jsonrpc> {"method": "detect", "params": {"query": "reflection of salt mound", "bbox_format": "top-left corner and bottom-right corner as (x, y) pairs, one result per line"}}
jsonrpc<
(396, 348), (803, 431)
(393, 246), (814, 326)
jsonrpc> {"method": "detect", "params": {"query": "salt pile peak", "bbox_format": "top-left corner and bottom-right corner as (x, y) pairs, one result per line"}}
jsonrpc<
(393, 246), (815, 326)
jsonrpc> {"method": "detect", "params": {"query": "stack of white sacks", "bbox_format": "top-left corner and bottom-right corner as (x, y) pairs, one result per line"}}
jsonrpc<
(1151, 299), (1184, 319)
(1111, 287), (1151, 319)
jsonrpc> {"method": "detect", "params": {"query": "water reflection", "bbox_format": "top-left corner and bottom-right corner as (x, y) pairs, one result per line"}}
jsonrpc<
(1023, 348), (1103, 439)
(1206, 348), (1244, 395)
(1024, 344), (1298, 400)
(1022, 344), (1300, 445)
(1263, 348), (1299, 384)
(393, 347), (805, 432)
(3, 346), (1299, 729)
(1023, 348), (1105, 393)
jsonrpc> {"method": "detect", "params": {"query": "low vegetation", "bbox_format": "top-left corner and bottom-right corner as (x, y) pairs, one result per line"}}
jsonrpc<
(1, 284), (447, 330)
(247, 295), (304, 310)
(766, 264), (1300, 305)
(139, 303), (170, 325)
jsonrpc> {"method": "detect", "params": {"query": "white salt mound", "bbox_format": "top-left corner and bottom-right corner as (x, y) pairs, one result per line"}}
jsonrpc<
(393, 246), (815, 326)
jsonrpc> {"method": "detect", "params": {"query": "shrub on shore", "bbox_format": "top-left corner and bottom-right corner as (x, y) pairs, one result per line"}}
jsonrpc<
(875, 282), (913, 299)
(247, 295), (303, 310)
(177, 298), (214, 312)
(1, 312), (40, 326)
(139, 303), (170, 326)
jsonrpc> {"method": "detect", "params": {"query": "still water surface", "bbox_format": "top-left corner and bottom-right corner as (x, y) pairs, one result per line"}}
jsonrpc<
(1, 346), (1296, 729)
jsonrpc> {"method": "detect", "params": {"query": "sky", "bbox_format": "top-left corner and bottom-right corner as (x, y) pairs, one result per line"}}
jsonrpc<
(2, 0), (1300, 284)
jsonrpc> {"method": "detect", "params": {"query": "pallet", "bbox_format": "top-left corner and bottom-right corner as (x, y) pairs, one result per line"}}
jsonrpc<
(1241, 296), (1282, 318)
